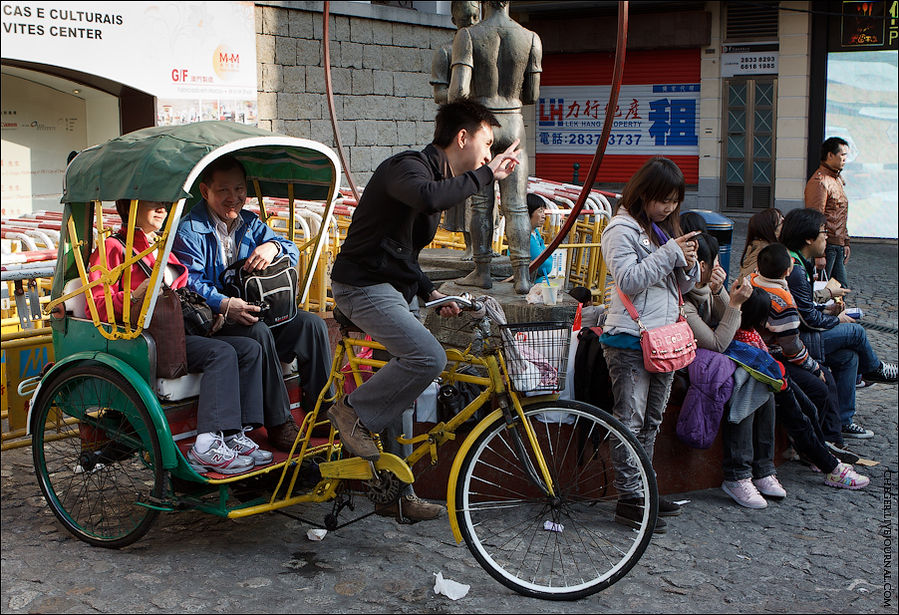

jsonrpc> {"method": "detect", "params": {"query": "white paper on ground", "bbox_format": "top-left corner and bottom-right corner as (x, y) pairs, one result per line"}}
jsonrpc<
(672, 499), (690, 506)
(543, 520), (564, 533)
(433, 572), (470, 600)
(306, 528), (327, 541)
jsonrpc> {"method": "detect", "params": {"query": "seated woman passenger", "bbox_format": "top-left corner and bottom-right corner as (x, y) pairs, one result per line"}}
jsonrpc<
(88, 199), (271, 475)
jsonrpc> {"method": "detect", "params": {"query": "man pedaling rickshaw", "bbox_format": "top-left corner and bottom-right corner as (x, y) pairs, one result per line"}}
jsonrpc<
(328, 100), (522, 521)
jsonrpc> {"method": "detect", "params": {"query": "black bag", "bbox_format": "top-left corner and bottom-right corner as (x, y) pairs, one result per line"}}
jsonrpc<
(572, 326), (615, 411)
(220, 254), (299, 329)
(176, 287), (217, 337)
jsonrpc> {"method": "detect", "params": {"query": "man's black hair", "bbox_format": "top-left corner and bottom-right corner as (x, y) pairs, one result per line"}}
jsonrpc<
(757, 243), (792, 279)
(200, 154), (247, 185)
(740, 286), (771, 330)
(695, 232), (719, 271)
(433, 99), (501, 148)
(780, 208), (826, 253)
(820, 136), (849, 162)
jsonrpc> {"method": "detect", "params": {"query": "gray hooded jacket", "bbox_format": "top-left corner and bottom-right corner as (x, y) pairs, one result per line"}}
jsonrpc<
(601, 211), (698, 337)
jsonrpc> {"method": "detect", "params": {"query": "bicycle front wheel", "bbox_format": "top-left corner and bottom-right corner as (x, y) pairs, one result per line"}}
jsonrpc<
(455, 400), (658, 600)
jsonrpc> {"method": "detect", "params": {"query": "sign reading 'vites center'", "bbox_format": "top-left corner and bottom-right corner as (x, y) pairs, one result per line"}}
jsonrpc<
(1, 1), (258, 125)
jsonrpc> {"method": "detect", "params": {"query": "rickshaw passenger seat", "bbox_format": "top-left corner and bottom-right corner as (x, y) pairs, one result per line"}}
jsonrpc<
(156, 372), (203, 401)
(61, 279), (89, 319)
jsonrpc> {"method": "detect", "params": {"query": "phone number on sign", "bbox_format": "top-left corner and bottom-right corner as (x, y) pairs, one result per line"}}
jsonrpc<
(567, 133), (642, 146)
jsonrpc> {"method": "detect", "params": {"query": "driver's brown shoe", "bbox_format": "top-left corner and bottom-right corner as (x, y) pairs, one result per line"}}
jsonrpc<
(376, 494), (445, 522)
(326, 398), (380, 461)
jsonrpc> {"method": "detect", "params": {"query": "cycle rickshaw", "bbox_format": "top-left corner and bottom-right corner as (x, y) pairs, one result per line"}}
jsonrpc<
(28, 120), (658, 601)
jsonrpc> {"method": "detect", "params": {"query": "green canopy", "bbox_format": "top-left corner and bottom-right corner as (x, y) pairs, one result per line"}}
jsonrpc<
(62, 121), (340, 204)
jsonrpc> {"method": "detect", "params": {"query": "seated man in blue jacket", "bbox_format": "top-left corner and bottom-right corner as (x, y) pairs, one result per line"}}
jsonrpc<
(173, 155), (331, 451)
(779, 208), (897, 440)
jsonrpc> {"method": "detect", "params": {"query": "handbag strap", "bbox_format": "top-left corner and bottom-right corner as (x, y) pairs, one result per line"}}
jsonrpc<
(615, 276), (686, 331)
(110, 233), (170, 289)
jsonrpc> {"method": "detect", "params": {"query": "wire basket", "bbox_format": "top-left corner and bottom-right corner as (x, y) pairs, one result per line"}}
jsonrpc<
(498, 321), (572, 393)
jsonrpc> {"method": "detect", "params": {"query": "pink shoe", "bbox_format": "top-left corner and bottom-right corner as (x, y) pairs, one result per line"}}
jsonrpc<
(753, 474), (786, 499)
(824, 463), (869, 490)
(722, 479), (767, 509)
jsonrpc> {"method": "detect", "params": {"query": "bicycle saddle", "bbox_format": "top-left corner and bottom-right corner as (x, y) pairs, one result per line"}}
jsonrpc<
(333, 306), (364, 333)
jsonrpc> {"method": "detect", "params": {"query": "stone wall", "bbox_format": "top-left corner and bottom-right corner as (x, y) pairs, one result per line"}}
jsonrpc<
(254, 2), (454, 185)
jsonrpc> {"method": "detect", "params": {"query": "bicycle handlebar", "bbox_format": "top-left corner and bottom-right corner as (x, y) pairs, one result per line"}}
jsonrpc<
(424, 293), (483, 312)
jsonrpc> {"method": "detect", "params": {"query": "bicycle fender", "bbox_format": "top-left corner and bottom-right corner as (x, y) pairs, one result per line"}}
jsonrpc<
(28, 352), (178, 470)
(446, 408), (504, 544)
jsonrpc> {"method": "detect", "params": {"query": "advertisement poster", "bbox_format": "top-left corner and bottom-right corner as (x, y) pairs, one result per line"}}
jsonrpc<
(536, 84), (700, 157)
(825, 50), (898, 239)
(1, 1), (258, 125)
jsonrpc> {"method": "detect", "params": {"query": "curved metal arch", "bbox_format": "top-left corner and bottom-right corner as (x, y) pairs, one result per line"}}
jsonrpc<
(529, 1), (629, 276)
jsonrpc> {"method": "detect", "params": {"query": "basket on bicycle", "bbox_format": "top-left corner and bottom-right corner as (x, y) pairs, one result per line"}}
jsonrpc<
(498, 321), (572, 393)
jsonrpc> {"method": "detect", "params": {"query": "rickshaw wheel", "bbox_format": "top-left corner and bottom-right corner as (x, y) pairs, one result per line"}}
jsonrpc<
(31, 363), (165, 548)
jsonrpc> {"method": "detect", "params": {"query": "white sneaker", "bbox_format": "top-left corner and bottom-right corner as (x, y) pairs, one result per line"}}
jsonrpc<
(753, 474), (786, 499)
(226, 427), (274, 465)
(824, 463), (870, 490)
(189, 432), (254, 475)
(722, 479), (768, 509)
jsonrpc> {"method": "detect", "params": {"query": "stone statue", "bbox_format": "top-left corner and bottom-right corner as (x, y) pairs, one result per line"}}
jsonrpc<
(449, 0), (542, 294)
(431, 1), (481, 260)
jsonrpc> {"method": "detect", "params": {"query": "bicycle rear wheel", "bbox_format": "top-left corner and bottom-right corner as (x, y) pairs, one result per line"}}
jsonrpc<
(455, 400), (657, 600)
(31, 364), (164, 548)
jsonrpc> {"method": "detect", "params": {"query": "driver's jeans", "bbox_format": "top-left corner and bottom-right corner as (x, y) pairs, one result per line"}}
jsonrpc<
(331, 281), (446, 434)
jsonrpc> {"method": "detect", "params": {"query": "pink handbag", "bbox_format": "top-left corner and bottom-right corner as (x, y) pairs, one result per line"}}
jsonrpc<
(616, 285), (696, 373)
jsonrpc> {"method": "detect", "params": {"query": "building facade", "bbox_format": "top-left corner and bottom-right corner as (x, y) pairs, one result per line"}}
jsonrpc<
(3, 1), (896, 237)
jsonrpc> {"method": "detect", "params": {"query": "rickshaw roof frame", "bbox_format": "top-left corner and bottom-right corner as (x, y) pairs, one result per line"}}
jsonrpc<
(57, 121), (342, 328)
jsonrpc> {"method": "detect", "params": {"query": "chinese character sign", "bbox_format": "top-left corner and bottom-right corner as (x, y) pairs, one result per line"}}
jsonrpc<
(536, 84), (700, 156)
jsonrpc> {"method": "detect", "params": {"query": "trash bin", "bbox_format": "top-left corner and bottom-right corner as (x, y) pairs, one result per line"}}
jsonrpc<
(684, 210), (734, 281)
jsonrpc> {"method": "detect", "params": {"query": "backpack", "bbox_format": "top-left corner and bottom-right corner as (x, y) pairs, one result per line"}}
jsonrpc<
(572, 326), (614, 411)
(220, 254), (299, 329)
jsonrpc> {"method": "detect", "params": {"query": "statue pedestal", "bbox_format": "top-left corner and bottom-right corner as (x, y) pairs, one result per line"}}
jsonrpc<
(418, 247), (511, 283)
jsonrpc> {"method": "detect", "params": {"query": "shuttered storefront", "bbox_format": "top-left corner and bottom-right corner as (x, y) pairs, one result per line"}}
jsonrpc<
(535, 48), (700, 185)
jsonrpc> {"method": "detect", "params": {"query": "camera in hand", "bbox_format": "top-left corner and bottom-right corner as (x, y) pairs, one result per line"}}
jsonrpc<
(248, 299), (271, 320)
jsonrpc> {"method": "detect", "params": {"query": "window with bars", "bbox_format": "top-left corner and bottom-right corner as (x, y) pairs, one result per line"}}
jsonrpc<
(723, 78), (776, 212)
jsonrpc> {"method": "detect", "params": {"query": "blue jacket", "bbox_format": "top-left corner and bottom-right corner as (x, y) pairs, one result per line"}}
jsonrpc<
(530, 229), (552, 282)
(172, 201), (299, 312)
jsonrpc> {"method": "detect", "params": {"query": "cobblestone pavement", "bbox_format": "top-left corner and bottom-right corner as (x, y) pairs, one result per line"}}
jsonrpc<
(2, 228), (896, 614)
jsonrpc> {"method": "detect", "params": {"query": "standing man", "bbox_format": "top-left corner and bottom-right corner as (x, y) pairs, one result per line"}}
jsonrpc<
(449, 0), (542, 294)
(328, 100), (520, 464)
(173, 156), (332, 451)
(805, 137), (851, 288)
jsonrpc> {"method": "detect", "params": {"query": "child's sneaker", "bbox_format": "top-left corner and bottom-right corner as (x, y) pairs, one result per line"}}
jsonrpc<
(226, 427), (274, 465)
(189, 433), (254, 475)
(752, 474), (786, 499)
(722, 479), (768, 509)
(824, 462), (870, 490)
